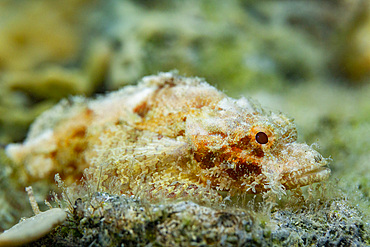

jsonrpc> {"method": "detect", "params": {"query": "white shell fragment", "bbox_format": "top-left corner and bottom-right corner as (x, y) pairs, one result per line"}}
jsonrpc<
(0, 208), (66, 247)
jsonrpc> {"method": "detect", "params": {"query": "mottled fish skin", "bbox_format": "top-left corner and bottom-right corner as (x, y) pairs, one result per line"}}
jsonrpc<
(6, 72), (330, 200)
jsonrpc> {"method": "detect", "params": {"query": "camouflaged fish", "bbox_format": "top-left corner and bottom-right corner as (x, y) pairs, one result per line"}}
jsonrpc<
(6, 72), (330, 200)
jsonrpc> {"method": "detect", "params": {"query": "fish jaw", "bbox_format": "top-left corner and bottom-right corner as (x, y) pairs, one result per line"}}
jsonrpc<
(282, 166), (331, 190)
(271, 142), (331, 190)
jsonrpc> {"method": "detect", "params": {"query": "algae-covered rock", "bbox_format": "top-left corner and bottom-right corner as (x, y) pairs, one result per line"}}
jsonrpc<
(28, 190), (368, 246)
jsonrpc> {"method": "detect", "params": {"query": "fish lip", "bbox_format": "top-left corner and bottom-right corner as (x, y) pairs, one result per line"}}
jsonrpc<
(281, 166), (331, 189)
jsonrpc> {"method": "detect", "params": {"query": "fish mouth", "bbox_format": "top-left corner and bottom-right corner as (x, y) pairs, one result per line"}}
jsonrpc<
(281, 166), (331, 190)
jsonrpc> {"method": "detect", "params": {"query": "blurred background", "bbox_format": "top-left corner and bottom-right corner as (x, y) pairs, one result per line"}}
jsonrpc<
(0, 0), (369, 232)
(0, 0), (369, 144)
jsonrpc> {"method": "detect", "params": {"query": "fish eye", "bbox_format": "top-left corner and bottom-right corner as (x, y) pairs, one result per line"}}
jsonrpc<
(255, 132), (268, 144)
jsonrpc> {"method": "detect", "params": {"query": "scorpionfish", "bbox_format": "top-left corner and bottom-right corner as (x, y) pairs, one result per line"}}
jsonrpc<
(6, 72), (330, 200)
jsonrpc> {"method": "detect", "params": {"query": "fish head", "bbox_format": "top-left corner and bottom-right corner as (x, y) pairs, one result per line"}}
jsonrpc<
(246, 111), (331, 193)
(186, 98), (330, 194)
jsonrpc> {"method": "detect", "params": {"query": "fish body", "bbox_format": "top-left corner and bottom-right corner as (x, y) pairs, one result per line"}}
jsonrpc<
(6, 72), (330, 200)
